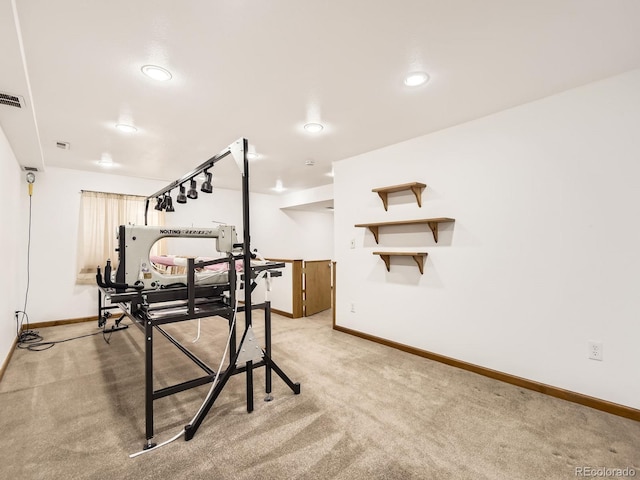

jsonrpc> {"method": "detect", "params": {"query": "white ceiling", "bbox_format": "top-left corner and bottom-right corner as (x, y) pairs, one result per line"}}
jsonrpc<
(2, 0), (640, 194)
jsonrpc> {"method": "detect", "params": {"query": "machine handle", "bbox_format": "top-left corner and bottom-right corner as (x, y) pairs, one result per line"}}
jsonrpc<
(96, 266), (108, 288)
(99, 260), (144, 291)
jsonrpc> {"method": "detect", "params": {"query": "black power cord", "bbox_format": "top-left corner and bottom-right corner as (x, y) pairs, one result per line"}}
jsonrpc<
(15, 310), (43, 348)
(15, 310), (129, 351)
(19, 328), (108, 352)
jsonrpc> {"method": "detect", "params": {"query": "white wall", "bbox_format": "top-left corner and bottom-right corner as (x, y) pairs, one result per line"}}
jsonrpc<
(279, 184), (333, 209)
(0, 126), (22, 365)
(264, 207), (334, 260)
(334, 68), (640, 409)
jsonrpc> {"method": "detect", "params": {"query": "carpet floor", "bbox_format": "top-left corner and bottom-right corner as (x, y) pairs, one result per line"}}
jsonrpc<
(0, 309), (638, 479)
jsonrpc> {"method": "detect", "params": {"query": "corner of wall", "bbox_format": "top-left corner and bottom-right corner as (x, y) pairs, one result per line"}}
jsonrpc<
(0, 124), (23, 368)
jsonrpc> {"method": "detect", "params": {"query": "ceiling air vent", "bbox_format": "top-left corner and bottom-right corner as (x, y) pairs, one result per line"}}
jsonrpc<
(21, 166), (39, 172)
(0, 92), (25, 108)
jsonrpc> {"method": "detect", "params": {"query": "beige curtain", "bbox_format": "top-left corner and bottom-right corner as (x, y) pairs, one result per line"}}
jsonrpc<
(77, 191), (166, 284)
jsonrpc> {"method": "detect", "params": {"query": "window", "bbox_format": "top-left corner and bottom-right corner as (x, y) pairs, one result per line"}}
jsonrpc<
(76, 191), (165, 284)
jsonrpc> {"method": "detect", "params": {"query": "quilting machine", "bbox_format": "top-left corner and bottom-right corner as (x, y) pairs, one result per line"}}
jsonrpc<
(110, 223), (240, 291)
(96, 138), (300, 450)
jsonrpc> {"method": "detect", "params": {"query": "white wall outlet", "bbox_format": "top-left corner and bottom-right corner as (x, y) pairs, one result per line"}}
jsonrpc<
(350, 238), (356, 249)
(588, 341), (603, 361)
(350, 302), (356, 313)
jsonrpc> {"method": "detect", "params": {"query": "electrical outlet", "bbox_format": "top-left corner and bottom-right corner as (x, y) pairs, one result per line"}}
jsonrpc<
(350, 302), (356, 313)
(350, 238), (356, 249)
(588, 341), (603, 361)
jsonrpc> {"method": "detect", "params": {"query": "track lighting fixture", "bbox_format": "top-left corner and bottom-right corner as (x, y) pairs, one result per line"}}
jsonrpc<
(148, 166), (215, 216)
(187, 179), (198, 199)
(201, 170), (213, 194)
(164, 193), (175, 212)
(176, 184), (187, 204)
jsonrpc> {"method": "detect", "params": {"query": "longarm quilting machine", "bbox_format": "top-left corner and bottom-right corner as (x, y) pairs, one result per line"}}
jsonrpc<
(96, 138), (300, 452)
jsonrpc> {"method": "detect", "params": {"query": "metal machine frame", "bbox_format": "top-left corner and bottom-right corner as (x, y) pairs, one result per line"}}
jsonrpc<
(97, 138), (300, 449)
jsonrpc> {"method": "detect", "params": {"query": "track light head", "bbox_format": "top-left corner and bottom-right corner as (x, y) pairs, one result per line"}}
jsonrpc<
(201, 171), (213, 194)
(176, 184), (187, 204)
(164, 193), (175, 212)
(154, 197), (163, 211)
(187, 179), (198, 199)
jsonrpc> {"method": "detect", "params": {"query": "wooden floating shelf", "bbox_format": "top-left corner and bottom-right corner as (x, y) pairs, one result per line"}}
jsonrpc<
(355, 217), (455, 244)
(372, 182), (426, 211)
(373, 252), (428, 274)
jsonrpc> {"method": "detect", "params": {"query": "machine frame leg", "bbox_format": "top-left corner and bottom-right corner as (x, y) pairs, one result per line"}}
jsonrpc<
(264, 302), (273, 401)
(144, 318), (156, 449)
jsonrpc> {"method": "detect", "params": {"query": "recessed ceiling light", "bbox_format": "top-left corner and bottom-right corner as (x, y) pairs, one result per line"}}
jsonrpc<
(305, 159), (315, 166)
(304, 122), (324, 133)
(404, 71), (430, 87)
(141, 64), (172, 81)
(98, 153), (114, 167)
(247, 152), (259, 160)
(272, 180), (286, 193)
(115, 123), (137, 133)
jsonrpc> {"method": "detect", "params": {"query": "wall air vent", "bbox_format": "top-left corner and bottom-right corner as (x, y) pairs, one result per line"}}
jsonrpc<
(0, 92), (25, 108)
(56, 141), (70, 150)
